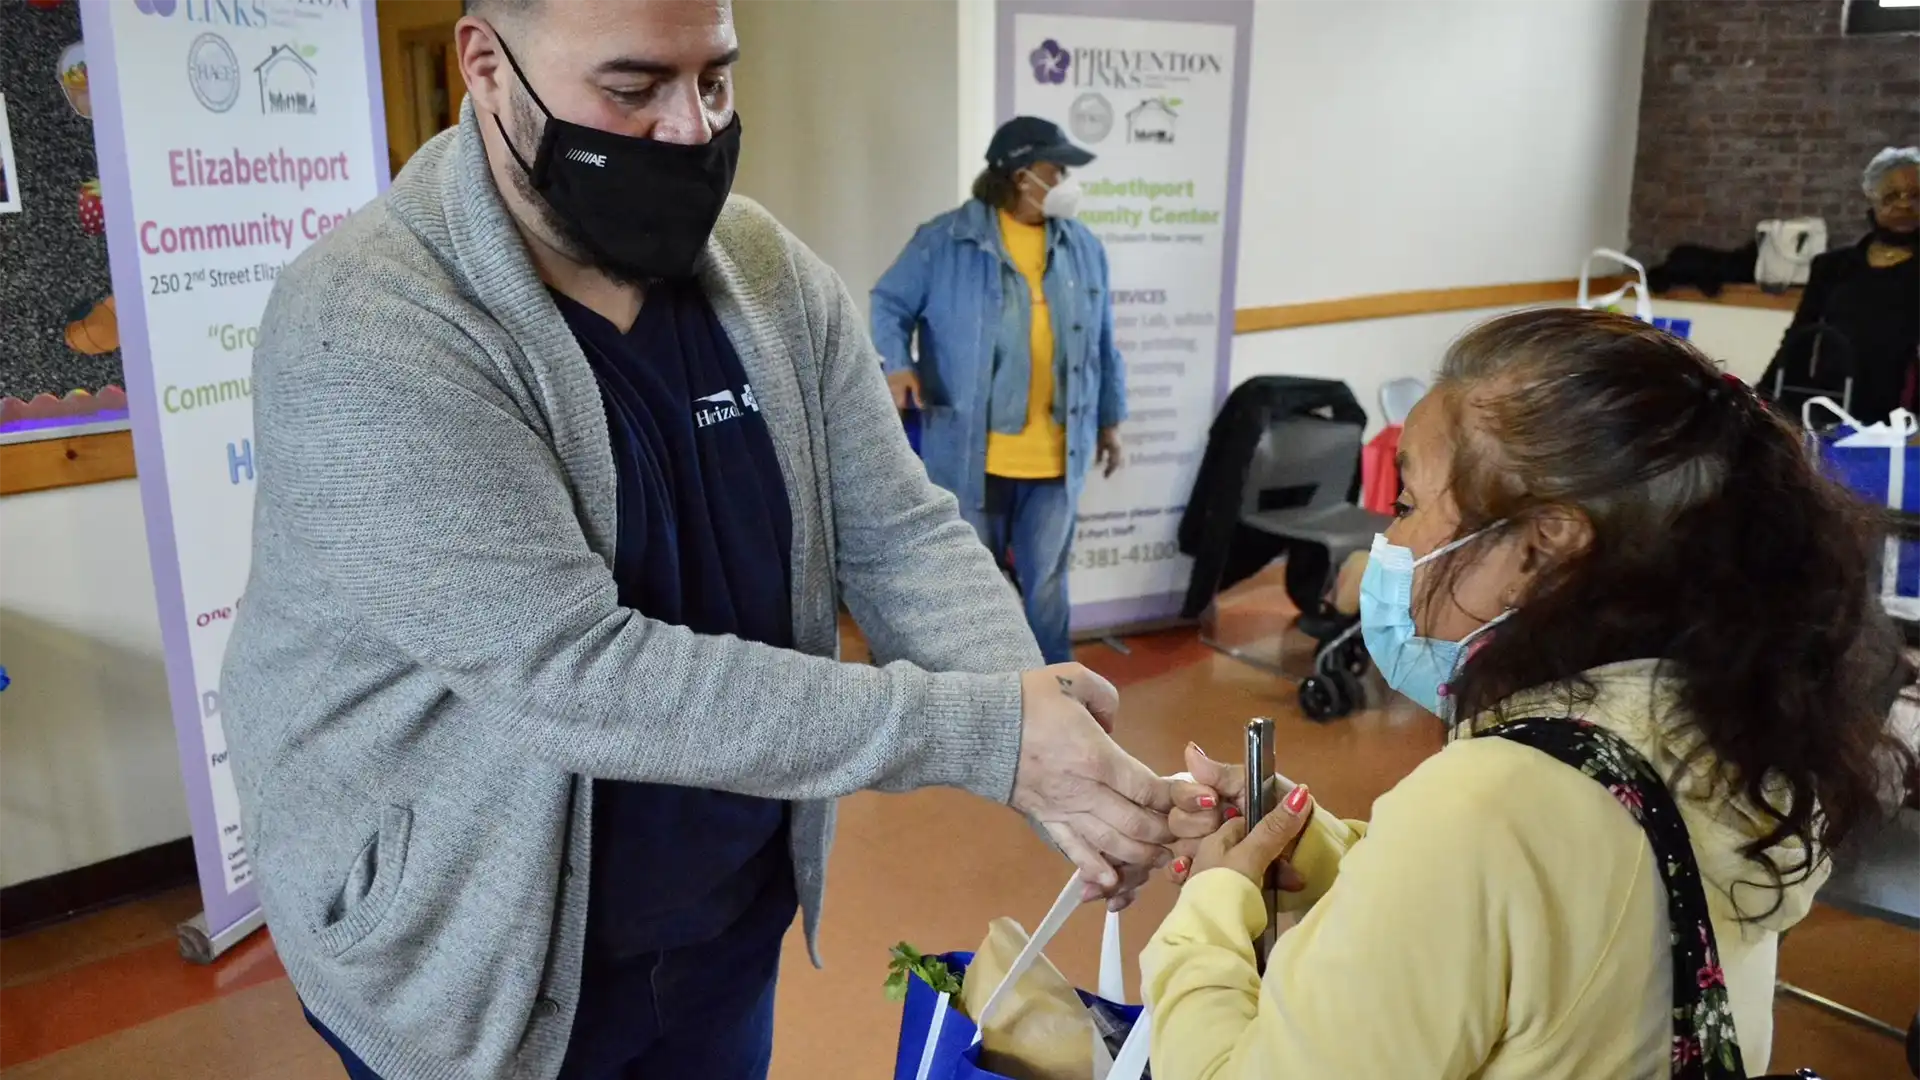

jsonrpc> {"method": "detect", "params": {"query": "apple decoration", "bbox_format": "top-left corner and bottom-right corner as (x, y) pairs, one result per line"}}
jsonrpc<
(78, 179), (103, 236)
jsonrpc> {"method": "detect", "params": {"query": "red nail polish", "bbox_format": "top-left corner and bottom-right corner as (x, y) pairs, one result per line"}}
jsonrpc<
(1172, 858), (1189, 875)
(1284, 785), (1311, 813)
(1198, 795), (1217, 810)
(1223, 805), (1241, 820)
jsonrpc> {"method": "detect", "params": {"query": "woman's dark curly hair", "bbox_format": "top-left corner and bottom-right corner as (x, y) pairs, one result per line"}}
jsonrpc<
(1428, 308), (1911, 912)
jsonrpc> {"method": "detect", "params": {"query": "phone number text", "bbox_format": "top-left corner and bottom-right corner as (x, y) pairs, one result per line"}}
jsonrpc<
(1071, 541), (1180, 572)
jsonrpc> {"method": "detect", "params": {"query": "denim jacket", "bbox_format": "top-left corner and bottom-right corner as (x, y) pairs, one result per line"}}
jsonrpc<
(871, 199), (1127, 512)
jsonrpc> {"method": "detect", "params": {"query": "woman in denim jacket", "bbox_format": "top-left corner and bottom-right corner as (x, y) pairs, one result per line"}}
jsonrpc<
(871, 116), (1127, 662)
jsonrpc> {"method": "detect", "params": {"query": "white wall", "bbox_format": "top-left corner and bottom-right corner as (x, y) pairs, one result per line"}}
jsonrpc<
(1236, 0), (1648, 305)
(0, 480), (189, 888)
(1230, 0), (1652, 430)
(956, 0), (998, 204)
(730, 0), (963, 320)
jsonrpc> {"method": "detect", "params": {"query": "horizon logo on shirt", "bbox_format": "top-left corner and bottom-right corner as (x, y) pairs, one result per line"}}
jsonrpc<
(694, 384), (760, 428)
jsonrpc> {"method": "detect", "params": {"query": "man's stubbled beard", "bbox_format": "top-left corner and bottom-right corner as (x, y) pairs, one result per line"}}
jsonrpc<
(505, 84), (657, 290)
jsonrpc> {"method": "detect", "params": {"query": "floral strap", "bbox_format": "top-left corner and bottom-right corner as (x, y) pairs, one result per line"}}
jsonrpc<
(1483, 717), (1745, 1079)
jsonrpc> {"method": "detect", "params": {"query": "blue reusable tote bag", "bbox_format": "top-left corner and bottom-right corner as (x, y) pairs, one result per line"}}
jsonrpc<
(1804, 396), (1920, 604)
(892, 874), (1151, 1080)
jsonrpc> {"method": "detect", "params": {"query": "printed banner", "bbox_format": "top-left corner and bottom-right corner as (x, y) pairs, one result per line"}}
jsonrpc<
(998, 0), (1252, 632)
(79, 0), (386, 941)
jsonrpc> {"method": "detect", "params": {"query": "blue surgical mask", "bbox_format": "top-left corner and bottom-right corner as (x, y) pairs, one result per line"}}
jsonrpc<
(1359, 529), (1512, 723)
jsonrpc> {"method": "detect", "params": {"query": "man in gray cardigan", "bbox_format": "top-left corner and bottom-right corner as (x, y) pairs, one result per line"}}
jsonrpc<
(222, 3), (1177, 1079)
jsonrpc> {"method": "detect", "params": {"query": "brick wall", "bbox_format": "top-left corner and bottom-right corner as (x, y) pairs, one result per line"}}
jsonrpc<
(1629, 0), (1920, 262)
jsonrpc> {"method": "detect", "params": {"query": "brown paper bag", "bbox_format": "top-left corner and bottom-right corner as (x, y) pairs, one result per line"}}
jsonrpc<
(959, 917), (1101, 1080)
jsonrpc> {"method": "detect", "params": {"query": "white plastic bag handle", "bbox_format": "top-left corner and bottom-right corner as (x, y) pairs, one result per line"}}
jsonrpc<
(1099, 905), (1125, 1004)
(1578, 247), (1654, 323)
(1807, 397), (1920, 445)
(1109, 1011), (1152, 1080)
(1803, 395), (1862, 435)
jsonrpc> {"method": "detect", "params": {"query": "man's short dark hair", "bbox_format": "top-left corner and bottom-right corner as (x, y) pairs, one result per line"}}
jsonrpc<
(464, 0), (537, 19)
(972, 166), (1017, 209)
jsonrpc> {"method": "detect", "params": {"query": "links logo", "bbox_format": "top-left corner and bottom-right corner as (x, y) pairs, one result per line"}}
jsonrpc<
(188, 33), (242, 113)
(1030, 39), (1069, 85)
(1037, 42), (1225, 91)
(138, 0), (272, 25)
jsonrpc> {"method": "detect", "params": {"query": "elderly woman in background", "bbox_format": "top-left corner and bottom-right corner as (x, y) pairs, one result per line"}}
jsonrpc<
(1761, 146), (1919, 423)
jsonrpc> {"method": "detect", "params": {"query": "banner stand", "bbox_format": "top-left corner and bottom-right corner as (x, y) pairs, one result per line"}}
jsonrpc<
(177, 907), (267, 965)
(79, 0), (388, 963)
(995, 0), (1254, 642)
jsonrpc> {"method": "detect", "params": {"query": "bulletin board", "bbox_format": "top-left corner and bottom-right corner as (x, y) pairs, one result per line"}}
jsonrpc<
(0, 0), (129, 445)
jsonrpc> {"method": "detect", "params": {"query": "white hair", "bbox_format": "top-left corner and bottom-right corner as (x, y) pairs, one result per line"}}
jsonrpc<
(1864, 146), (1920, 197)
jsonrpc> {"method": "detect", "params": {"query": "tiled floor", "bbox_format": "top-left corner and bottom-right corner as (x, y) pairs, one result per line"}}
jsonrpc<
(3, 579), (1915, 1078)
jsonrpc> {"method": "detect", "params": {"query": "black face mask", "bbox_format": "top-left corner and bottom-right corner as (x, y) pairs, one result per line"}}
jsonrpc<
(494, 38), (741, 281)
(1870, 211), (1920, 251)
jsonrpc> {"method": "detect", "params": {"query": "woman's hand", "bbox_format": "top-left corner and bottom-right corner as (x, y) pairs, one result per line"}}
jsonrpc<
(1164, 743), (1303, 878)
(1181, 784), (1314, 888)
(1167, 742), (1247, 834)
(886, 369), (922, 411)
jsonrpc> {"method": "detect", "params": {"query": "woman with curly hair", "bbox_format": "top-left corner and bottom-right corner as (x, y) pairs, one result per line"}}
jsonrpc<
(1147, 308), (1911, 1078)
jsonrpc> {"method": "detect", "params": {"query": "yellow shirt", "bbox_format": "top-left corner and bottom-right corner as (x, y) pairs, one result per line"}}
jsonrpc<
(1141, 660), (1824, 1080)
(985, 211), (1066, 480)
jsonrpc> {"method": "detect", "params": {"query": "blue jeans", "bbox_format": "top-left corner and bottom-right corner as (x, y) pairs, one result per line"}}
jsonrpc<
(306, 874), (795, 1080)
(963, 476), (1075, 664)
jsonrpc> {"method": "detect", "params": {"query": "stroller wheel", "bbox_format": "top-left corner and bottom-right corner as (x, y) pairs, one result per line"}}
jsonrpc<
(1329, 667), (1366, 711)
(1339, 636), (1370, 678)
(1299, 675), (1351, 722)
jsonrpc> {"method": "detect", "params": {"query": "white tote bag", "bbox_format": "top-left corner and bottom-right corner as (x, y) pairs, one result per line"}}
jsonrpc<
(910, 873), (1150, 1080)
(1754, 218), (1828, 291)
(1577, 247), (1654, 323)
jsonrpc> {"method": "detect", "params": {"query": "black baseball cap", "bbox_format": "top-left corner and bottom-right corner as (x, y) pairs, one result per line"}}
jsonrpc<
(986, 116), (1095, 172)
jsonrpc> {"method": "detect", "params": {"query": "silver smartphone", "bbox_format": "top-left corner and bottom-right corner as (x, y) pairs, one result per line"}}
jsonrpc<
(1244, 716), (1279, 970)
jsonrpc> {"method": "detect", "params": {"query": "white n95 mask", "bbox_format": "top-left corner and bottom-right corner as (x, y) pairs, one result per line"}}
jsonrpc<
(1038, 175), (1082, 219)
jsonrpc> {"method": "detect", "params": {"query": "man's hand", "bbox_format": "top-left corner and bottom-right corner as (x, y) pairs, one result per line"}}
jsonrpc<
(1011, 664), (1175, 899)
(886, 370), (923, 411)
(1096, 426), (1123, 478)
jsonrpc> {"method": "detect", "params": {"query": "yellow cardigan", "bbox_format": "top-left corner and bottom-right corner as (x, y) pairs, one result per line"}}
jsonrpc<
(1141, 660), (1827, 1079)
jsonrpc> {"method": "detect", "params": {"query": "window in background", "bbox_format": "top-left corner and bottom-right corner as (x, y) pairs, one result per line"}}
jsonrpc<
(1846, 0), (1920, 36)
